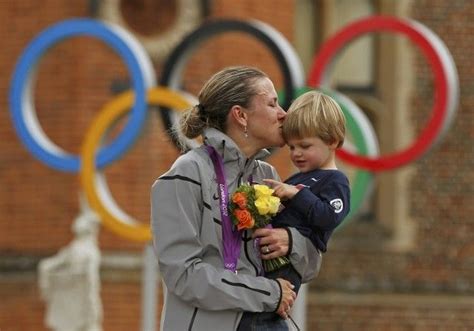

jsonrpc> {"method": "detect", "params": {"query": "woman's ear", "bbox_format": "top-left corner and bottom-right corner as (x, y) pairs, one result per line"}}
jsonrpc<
(229, 105), (248, 127)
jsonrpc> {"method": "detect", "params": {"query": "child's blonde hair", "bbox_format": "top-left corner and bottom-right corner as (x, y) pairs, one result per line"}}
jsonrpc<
(283, 91), (346, 148)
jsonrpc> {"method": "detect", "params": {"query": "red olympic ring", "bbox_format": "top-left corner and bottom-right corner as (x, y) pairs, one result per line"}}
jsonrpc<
(308, 16), (458, 171)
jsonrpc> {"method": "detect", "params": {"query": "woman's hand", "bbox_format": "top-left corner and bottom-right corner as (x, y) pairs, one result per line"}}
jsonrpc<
(276, 278), (296, 319)
(253, 227), (289, 259)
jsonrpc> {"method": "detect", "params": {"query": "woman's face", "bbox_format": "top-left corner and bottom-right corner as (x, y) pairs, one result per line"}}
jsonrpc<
(245, 77), (287, 149)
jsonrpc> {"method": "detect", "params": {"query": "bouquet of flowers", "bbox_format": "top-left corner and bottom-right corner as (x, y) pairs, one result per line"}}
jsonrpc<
(229, 183), (290, 273)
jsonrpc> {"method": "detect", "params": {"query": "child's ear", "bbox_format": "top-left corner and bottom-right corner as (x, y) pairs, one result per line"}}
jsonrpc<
(329, 140), (339, 150)
(229, 105), (248, 127)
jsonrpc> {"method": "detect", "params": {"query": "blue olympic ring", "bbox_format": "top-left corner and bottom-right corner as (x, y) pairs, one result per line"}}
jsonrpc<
(9, 18), (155, 172)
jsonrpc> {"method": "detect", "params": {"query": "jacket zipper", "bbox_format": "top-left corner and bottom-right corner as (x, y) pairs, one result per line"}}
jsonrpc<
(187, 307), (198, 331)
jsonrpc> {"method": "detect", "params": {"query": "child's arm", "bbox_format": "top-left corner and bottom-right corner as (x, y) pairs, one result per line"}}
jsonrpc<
(263, 179), (301, 201)
(265, 176), (350, 231)
(288, 181), (350, 231)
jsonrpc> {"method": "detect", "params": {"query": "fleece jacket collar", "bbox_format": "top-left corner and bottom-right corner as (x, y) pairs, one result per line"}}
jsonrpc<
(202, 128), (270, 169)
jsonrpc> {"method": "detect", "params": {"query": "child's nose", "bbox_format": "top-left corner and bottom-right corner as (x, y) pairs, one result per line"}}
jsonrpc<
(292, 149), (302, 156)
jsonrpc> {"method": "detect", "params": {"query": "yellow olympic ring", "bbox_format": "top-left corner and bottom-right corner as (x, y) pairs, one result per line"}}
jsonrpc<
(80, 87), (192, 242)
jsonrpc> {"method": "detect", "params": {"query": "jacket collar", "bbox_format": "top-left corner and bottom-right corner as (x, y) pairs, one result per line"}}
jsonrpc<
(202, 128), (270, 165)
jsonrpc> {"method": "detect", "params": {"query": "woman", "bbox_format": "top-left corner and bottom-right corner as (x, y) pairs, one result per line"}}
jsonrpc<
(151, 66), (321, 331)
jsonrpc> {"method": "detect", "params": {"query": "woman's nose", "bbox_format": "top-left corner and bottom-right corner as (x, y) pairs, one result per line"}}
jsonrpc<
(277, 106), (286, 120)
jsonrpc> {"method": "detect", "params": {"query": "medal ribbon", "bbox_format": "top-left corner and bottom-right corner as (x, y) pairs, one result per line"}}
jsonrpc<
(205, 145), (241, 273)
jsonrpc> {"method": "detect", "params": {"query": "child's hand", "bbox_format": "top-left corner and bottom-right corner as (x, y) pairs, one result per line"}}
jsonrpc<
(263, 179), (300, 200)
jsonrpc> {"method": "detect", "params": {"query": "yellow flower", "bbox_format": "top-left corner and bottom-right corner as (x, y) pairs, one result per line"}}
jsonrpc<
(254, 197), (270, 215)
(267, 196), (280, 214)
(255, 196), (280, 215)
(253, 185), (280, 215)
(254, 184), (274, 199)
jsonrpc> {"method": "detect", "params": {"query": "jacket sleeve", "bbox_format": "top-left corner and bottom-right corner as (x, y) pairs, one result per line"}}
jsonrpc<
(287, 228), (322, 283)
(151, 156), (281, 312)
(286, 180), (350, 232)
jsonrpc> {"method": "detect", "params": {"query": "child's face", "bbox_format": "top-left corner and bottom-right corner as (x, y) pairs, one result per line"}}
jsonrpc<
(287, 136), (336, 173)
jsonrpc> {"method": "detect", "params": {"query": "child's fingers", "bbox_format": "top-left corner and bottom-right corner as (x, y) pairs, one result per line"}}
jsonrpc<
(263, 178), (281, 187)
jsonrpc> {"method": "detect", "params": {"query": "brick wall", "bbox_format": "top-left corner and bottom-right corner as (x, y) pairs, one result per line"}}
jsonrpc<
(308, 1), (474, 330)
(0, 1), (295, 330)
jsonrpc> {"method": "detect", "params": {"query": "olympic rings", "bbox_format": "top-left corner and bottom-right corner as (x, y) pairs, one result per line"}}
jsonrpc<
(308, 16), (459, 171)
(81, 87), (191, 242)
(9, 19), (156, 172)
(9, 15), (458, 241)
(158, 18), (304, 147)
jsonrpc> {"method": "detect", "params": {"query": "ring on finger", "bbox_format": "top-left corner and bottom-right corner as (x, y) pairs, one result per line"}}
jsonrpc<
(263, 245), (270, 254)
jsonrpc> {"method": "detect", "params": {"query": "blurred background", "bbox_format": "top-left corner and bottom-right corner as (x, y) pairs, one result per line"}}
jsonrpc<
(1, 0), (473, 330)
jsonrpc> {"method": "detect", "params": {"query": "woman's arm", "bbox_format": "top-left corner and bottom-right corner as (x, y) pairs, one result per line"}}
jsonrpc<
(286, 228), (322, 282)
(253, 227), (322, 283)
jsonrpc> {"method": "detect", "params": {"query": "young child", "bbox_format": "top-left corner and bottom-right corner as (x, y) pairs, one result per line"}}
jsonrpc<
(238, 91), (351, 330)
(263, 90), (351, 294)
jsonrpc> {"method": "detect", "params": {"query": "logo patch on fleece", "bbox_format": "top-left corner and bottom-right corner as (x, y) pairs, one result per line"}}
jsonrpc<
(330, 198), (343, 213)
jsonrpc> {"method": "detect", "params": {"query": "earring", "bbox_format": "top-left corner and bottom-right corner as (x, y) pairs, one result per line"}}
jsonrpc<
(244, 126), (248, 138)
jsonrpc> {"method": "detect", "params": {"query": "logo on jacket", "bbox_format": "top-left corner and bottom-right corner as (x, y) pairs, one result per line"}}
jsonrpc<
(330, 198), (343, 213)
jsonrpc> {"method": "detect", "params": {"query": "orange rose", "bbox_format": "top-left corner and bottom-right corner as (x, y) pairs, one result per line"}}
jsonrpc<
(233, 209), (255, 231)
(232, 192), (247, 209)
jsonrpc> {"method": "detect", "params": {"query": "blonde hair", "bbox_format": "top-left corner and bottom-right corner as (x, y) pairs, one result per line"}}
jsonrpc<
(178, 66), (268, 141)
(283, 91), (346, 148)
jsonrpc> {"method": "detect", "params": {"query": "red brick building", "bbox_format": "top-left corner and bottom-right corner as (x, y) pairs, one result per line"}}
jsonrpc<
(1, 1), (473, 330)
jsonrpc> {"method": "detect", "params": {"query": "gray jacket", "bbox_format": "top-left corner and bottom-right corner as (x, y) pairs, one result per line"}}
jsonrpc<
(151, 128), (321, 331)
